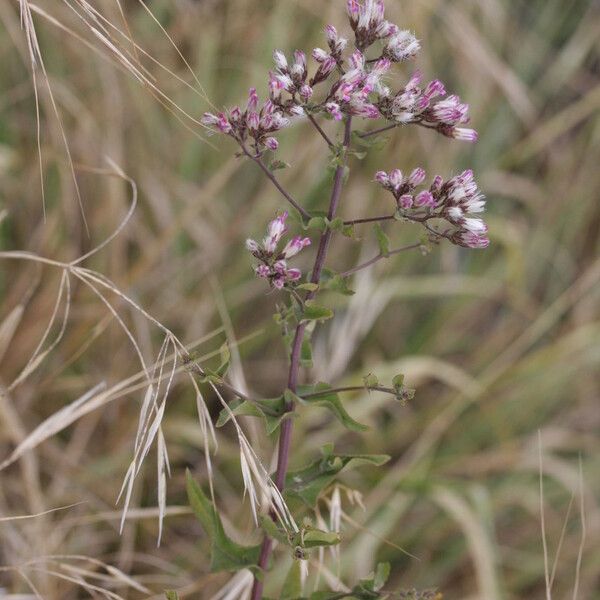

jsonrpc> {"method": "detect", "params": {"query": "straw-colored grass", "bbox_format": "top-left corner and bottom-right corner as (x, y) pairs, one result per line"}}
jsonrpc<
(1, 0), (599, 598)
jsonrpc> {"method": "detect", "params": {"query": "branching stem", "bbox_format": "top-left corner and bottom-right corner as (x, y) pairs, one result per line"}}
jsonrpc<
(307, 113), (334, 148)
(250, 117), (353, 600)
(301, 384), (397, 398)
(239, 142), (312, 220)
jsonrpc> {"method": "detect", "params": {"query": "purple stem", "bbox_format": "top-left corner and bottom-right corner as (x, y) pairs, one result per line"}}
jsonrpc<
(250, 118), (353, 600)
(239, 142), (312, 220)
(307, 113), (334, 148)
(343, 213), (396, 226)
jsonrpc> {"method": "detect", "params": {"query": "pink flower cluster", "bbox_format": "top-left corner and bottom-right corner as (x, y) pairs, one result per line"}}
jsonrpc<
(246, 212), (312, 289)
(202, 0), (478, 148)
(201, 88), (296, 151)
(346, 0), (418, 57)
(378, 71), (477, 141)
(375, 168), (489, 248)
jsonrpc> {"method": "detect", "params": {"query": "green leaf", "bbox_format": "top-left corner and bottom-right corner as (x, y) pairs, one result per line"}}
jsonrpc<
(324, 274), (355, 296)
(216, 397), (289, 435)
(269, 159), (290, 171)
(164, 591), (179, 600)
(292, 528), (341, 548)
(297, 282), (318, 292)
(352, 563), (391, 596)
(349, 149), (367, 160)
(285, 448), (389, 506)
(215, 342), (231, 377)
(391, 374), (404, 390)
(302, 301), (334, 322)
(342, 223), (357, 239)
(299, 382), (367, 433)
(260, 516), (289, 546)
(363, 373), (379, 388)
(306, 216), (327, 232)
(373, 563), (390, 591)
(352, 130), (391, 150)
(185, 470), (261, 572)
(327, 217), (344, 232)
(373, 223), (390, 257)
(280, 560), (302, 600)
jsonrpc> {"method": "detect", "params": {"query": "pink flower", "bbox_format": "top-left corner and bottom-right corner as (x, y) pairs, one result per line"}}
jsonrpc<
(282, 236), (311, 258)
(462, 217), (488, 234)
(229, 106), (242, 123)
(414, 190), (435, 207)
(272, 276), (286, 289)
(255, 264), (271, 278)
(300, 84), (314, 100)
(201, 112), (232, 134)
(389, 169), (403, 190)
(263, 212), (288, 253)
(286, 268), (302, 281)
(431, 95), (470, 124)
(350, 101), (380, 119)
(384, 30), (420, 62)
(376, 20), (398, 39)
(247, 112), (260, 131)
(346, 0), (360, 21)
(450, 127), (478, 142)
(246, 239), (260, 254)
(273, 50), (288, 71)
(408, 167), (426, 186)
(374, 170), (389, 186)
(312, 47), (329, 63)
(430, 175), (444, 194)
(326, 102), (343, 121)
(264, 137), (279, 151)
(247, 88), (259, 112)
(399, 194), (414, 209)
(459, 232), (490, 249)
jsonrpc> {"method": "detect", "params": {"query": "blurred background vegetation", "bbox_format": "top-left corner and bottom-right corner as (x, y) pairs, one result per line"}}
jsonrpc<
(0, 0), (599, 598)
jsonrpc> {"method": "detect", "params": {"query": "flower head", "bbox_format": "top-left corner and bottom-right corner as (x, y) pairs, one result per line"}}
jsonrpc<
(375, 168), (489, 249)
(247, 213), (312, 289)
(384, 30), (420, 62)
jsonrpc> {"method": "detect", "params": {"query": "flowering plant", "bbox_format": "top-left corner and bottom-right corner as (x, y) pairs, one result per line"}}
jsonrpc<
(191, 1), (488, 598)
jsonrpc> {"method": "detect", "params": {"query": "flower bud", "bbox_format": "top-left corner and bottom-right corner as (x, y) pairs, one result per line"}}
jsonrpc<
(300, 84), (314, 100)
(374, 171), (389, 186)
(451, 127), (478, 142)
(326, 102), (343, 121)
(389, 169), (403, 190)
(415, 190), (435, 207)
(282, 236), (311, 259)
(312, 47), (329, 63)
(273, 50), (288, 71)
(247, 88), (259, 111)
(255, 264), (271, 278)
(408, 167), (426, 186)
(399, 194), (414, 209)
(385, 30), (420, 62)
(264, 137), (279, 151)
(246, 239), (260, 254)
(286, 268), (302, 281)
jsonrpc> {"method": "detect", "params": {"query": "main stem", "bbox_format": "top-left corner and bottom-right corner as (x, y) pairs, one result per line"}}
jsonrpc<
(250, 118), (353, 600)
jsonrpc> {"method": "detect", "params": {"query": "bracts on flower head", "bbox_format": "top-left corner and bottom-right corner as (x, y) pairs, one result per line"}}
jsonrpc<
(247, 212), (312, 289)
